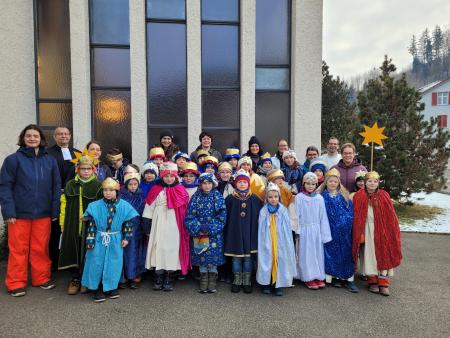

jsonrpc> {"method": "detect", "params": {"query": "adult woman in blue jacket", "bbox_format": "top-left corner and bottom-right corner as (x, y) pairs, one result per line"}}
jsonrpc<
(0, 125), (61, 297)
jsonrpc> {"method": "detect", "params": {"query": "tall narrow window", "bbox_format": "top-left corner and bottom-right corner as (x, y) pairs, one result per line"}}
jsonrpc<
(201, 0), (240, 153)
(146, 0), (188, 151)
(255, 0), (291, 153)
(89, 0), (131, 159)
(35, 0), (73, 144)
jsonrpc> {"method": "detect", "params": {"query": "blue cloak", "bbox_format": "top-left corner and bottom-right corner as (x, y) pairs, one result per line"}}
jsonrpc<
(322, 189), (354, 279)
(256, 204), (297, 288)
(81, 198), (138, 292)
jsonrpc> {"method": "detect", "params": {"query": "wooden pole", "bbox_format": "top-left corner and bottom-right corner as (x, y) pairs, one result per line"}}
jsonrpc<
(370, 142), (374, 171)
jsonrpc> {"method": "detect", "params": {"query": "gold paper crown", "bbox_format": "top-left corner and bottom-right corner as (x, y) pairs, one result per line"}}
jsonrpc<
(325, 168), (341, 178)
(365, 171), (380, 181)
(149, 147), (165, 159)
(71, 148), (99, 167)
(266, 182), (280, 194)
(225, 148), (240, 156)
(266, 169), (284, 182)
(102, 177), (120, 190)
(182, 162), (199, 173)
(218, 162), (233, 172)
(260, 152), (272, 161)
(355, 170), (368, 181)
(124, 172), (141, 184)
(197, 149), (210, 157)
(203, 155), (219, 166)
(106, 152), (123, 162)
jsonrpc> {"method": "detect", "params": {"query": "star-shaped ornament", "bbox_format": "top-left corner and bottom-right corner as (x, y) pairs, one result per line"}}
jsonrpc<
(359, 122), (388, 146)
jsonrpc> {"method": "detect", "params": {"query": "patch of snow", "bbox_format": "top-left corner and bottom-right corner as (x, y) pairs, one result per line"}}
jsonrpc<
(400, 192), (450, 234)
(418, 80), (442, 93)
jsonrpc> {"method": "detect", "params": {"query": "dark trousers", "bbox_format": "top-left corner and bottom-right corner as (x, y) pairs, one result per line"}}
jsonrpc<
(49, 219), (61, 270)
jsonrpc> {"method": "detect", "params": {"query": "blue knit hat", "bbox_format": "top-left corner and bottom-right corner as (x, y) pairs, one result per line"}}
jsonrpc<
(310, 160), (328, 174)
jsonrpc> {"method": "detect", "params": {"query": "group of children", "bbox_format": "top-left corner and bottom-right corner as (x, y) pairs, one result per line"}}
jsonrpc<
(58, 144), (402, 302)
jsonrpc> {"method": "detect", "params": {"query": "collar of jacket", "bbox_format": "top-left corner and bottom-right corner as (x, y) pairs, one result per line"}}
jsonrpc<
(18, 146), (47, 157)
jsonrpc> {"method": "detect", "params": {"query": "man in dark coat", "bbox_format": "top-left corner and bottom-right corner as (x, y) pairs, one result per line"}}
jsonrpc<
(46, 126), (80, 270)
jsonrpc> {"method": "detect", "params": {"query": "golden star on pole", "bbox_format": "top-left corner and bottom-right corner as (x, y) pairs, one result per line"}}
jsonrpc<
(359, 122), (388, 146)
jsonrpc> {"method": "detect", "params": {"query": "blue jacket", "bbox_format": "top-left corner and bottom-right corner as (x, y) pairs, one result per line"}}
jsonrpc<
(0, 147), (61, 220)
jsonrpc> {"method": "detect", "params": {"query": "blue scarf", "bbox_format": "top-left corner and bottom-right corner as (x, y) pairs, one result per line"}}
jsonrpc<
(267, 203), (280, 214)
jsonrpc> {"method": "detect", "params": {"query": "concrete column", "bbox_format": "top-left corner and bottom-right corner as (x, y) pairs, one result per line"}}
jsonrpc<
(291, 0), (323, 155)
(130, 0), (148, 165)
(186, 0), (202, 152)
(0, 0), (36, 162)
(240, 0), (256, 151)
(69, 0), (92, 150)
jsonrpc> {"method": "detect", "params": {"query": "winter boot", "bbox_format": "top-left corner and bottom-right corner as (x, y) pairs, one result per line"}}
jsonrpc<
(199, 273), (208, 293)
(163, 272), (174, 292)
(242, 272), (253, 294)
(208, 272), (218, 293)
(153, 273), (164, 291)
(231, 272), (242, 293)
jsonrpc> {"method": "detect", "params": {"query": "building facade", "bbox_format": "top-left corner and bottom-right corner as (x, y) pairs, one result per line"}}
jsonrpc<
(0, 0), (323, 166)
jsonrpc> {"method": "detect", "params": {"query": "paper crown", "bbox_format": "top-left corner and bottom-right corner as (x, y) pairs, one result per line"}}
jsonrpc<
(198, 172), (218, 188)
(159, 161), (178, 177)
(266, 182), (280, 194)
(238, 156), (252, 167)
(266, 169), (285, 182)
(71, 148), (99, 169)
(196, 149), (210, 157)
(282, 149), (297, 160)
(142, 161), (159, 176)
(106, 152), (123, 162)
(102, 177), (120, 191)
(354, 170), (367, 181)
(365, 171), (380, 181)
(124, 172), (141, 184)
(218, 162), (233, 172)
(181, 162), (200, 176)
(224, 148), (241, 159)
(259, 152), (272, 164)
(325, 168), (341, 178)
(202, 155), (219, 167)
(149, 147), (166, 159)
(303, 172), (318, 184)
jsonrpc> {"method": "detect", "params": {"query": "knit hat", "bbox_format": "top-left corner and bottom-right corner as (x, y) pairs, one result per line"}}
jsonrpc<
(303, 172), (318, 185)
(142, 161), (159, 176)
(224, 147), (241, 160)
(149, 147), (166, 160)
(180, 162), (200, 176)
(198, 172), (218, 188)
(355, 170), (367, 181)
(310, 160), (328, 174)
(159, 162), (178, 178)
(218, 162), (233, 173)
(172, 151), (190, 162)
(248, 136), (261, 148)
(102, 177), (120, 191)
(259, 152), (272, 165)
(282, 149), (297, 161)
(159, 129), (174, 141)
(266, 169), (285, 182)
(234, 169), (250, 187)
(124, 172), (141, 185)
(237, 156), (252, 168)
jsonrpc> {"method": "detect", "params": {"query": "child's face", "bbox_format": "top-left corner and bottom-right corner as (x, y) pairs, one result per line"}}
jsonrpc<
(110, 158), (123, 169)
(219, 169), (232, 182)
(326, 177), (339, 192)
(153, 158), (164, 167)
(228, 158), (238, 168)
(103, 188), (117, 200)
(314, 169), (324, 179)
(284, 156), (295, 166)
(204, 166), (216, 174)
(201, 181), (213, 192)
(78, 165), (94, 179)
(262, 161), (272, 170)
(273, 177), (285, 188)
(366, 178), (379, 192)
(182, 173), (196, 185)
(176, 157), (187, 169)
(144, 171), (156, 182)
(304, 182), (317, 193)
(356, 179), (365, 190)
(236, 179), (249, 192)
(162, 174), (176, 185)
(197, 155), (207, 166)
(267, 191), (279, 207)
(127, 179), (139, 193)
(239, 163), (251, 172)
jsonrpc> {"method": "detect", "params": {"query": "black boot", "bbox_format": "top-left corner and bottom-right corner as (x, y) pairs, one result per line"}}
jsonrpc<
(231, 272), (242, 293)
(208, 272), (218, 293)
(242, 272), (253, 294)
(163, 272), (173, 292)
(153, 273), (163, 291)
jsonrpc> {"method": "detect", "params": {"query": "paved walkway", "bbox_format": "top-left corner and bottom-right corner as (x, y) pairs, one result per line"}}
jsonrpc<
(0, 233), (449, 337)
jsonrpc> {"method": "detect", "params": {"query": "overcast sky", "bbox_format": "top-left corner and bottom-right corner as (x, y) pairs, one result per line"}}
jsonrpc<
(323, 0), (450, 79)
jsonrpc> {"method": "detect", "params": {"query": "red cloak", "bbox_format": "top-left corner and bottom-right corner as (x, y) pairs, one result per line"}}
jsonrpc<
(146, 183), (191, 275)
(352, 189), (402, 271)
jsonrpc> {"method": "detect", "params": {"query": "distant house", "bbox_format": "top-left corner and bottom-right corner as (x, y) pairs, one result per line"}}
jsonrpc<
(419, 77), (450, 190)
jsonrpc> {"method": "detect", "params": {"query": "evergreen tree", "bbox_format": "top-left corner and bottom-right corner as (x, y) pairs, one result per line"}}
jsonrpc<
(321, 61), (357, 149)
(356, 56), (450, 199)
(432, 25), (443, 59)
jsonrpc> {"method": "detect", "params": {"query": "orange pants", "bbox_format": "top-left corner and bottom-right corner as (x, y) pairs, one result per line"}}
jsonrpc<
(5, 217), (52, 290)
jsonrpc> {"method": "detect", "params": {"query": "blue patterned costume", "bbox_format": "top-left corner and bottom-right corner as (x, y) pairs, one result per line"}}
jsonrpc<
(282, 165), (304, 193)
(185, 189), (226, 268)
(119, 188), (146, 280)
(322, 189), (354, 280)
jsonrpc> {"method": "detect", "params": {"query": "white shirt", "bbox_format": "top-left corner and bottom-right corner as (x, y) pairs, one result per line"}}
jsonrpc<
(61, 147), (72, 160)
(318, 153), (342, 169)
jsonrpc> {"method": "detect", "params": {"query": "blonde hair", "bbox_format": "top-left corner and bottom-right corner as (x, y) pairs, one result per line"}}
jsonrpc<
(317, 175), (351, 204)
